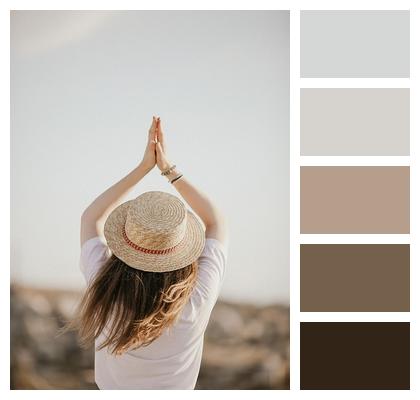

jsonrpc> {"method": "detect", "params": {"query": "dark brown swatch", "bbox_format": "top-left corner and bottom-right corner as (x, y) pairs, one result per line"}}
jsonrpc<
(300, 322), (410, 390)
(300, 244), (410, 312)
(300, 166), (410, 233)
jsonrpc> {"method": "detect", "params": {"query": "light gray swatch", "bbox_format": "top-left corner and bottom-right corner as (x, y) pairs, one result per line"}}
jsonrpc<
(301, 88), (410, 156)
(301, 11), (410, 77)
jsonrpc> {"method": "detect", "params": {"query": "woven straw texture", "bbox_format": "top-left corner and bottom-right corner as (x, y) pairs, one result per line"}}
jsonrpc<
(104, 191), (205, 272)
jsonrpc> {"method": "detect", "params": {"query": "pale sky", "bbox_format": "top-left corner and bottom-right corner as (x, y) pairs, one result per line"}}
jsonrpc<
(11, 11), (290, 305)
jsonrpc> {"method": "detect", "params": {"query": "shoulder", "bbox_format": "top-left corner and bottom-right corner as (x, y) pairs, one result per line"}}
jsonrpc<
(199, 237), (229, 268)
(179, 236), (229, 326)
(79, 236), (112, 284)
(193, 236), (229, 303)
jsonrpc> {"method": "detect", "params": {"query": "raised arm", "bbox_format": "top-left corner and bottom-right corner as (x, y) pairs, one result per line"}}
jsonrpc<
(80, 117), (158, 246)
(155, 118), (227, 245)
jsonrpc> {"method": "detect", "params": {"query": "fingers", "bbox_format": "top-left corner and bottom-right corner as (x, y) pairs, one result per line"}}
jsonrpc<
(148, 116), (158, 141)
(150, 116), (157, 131)
(156, 117), (165, 146)
(148, 116), (167, 159)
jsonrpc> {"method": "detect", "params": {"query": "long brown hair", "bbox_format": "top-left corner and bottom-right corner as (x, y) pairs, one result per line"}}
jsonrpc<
(65, 254), (198, 355)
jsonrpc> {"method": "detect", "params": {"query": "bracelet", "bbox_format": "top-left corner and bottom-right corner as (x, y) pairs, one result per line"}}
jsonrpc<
(170, 174), (184, 184)
(161, 164), (176, 176)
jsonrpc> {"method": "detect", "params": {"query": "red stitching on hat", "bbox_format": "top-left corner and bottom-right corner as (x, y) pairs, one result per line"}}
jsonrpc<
(122, 226), (180, 255)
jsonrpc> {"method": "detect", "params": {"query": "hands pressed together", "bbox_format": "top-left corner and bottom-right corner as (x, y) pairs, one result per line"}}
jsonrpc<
(141, 116), (173, 173)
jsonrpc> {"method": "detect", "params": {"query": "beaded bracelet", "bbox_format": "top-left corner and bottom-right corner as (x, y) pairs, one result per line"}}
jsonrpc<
(161, 164), (176, 176)
(170, 174), (184, 184)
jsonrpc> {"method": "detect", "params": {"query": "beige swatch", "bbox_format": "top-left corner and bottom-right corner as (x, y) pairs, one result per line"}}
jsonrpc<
(300, 88), (410, 156)
(300, 166), (410, 233)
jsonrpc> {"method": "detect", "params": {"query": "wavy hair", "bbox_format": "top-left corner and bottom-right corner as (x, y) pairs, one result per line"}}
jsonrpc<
(65, 254), (198, 355)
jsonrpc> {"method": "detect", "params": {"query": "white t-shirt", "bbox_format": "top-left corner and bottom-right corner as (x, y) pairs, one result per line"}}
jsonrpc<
(79, 235), (228, 390)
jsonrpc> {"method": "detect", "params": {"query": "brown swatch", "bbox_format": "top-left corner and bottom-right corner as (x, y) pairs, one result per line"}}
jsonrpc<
(300, 244), (410, 312)
(300, 166), (410, 233)
(300, 322), (410, 390)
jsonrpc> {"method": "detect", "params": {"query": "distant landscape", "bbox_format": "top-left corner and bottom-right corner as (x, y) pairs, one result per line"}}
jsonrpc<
(11, 285), (290, 390)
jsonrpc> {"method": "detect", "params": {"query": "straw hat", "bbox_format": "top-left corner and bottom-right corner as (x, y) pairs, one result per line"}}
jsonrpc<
(104, 191), (206, 272)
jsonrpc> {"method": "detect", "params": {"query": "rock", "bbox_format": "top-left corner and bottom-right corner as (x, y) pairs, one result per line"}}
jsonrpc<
(11, 284), (289, 389)
(198, 301), (290, 389)
(241, 318), (266, 341)
(24, 292), (52, 315)
(205, 303), (245, 341)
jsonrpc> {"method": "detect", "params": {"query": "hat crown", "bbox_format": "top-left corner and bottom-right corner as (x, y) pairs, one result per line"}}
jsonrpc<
(125, 191), (187, 251)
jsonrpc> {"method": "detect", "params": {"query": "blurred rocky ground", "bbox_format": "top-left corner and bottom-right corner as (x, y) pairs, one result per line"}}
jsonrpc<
(11, 284), (289, 390)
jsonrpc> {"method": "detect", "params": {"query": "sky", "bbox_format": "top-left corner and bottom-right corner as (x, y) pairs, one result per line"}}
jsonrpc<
(11, 10), (290, 305)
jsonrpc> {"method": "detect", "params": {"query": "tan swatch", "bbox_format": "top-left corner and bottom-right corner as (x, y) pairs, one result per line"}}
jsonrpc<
(300, 166), (410, 233)
(300, 244), (410, 312)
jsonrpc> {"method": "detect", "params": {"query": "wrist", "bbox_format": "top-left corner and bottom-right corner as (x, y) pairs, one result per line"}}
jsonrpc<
(165, 168), (182, 182)
(138, 162), (153, 174)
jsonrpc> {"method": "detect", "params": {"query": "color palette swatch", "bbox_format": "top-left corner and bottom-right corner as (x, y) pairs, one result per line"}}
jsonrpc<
(299, 9), (410, 390)
(300, 244), (410, 312)
(300, 10), (410, 77)
(300, 322), (410, 389)
(301, 89), (410, 156)
(300, 166), (410, 234)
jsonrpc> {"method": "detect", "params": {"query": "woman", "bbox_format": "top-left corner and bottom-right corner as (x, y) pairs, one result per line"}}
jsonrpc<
(72, 116), (228, 389)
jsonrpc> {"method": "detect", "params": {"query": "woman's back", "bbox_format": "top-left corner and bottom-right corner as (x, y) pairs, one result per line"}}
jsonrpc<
(80, 235), (228, 389)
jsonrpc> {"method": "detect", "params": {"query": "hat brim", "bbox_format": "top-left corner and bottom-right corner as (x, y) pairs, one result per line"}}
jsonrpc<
(104, 200), (206, 272)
